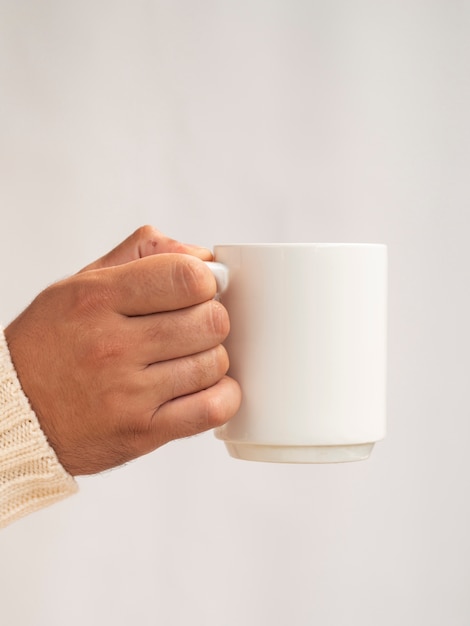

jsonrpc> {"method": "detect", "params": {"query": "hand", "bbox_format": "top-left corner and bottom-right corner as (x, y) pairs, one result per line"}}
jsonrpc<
(4, 226), (241, 475)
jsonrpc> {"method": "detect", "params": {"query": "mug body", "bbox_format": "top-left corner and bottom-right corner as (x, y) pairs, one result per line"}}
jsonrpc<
(213, 243), (387, 463)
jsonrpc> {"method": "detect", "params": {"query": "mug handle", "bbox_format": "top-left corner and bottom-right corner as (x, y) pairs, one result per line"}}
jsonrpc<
(205, 261), (229, 296)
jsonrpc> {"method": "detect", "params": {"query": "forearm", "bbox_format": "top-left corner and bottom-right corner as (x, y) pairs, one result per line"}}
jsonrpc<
(0, 327), (77, 529)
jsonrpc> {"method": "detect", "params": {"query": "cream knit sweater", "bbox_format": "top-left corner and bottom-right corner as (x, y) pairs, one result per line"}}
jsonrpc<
(0, 327), (77, 528)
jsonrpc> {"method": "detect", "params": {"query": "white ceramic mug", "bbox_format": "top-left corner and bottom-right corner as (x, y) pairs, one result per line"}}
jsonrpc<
(207, 243), (387, 464)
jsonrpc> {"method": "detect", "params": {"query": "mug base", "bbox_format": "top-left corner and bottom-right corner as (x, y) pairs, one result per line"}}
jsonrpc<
(224, 442), (375, 464)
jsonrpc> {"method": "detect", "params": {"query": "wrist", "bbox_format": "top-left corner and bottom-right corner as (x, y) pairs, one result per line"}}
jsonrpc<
(0, 326), (78, 528)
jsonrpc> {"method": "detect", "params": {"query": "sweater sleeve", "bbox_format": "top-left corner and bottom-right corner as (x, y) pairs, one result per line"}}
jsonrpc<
(0, 327), (78, 529)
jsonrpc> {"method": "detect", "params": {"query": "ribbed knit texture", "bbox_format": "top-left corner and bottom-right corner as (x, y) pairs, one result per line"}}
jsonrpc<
(0, 327), (77, 528)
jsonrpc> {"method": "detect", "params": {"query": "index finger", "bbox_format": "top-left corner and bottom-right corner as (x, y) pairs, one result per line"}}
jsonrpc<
(80, 225), (213, 272)
(97, 253), (218, 316)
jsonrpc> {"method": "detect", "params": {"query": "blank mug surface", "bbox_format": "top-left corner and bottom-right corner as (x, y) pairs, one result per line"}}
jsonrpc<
(212, 244), (387, 463)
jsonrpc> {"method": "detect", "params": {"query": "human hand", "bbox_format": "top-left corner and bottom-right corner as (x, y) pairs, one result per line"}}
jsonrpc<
(4, 226), (241, 475)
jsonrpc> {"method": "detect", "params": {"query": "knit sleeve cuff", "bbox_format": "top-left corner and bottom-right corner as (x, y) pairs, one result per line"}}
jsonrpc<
(0, 326), (78, 529)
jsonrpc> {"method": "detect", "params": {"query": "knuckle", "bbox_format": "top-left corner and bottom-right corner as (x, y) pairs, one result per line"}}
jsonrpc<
(135, 225), (160, 254)
(196, 345), (229, 382)
(90, 335), (125, 364)
(136, 224), (156, 239)
(173, 257), (212, 300)
(207, 300), (230, 339)
(121, 412), (149, 442)
(77, 328), (126, 369)
(135, 225), (177, 248)
(179, 353), (210, 391)
(213, 344), (230, 375)
(203, 393), (228, 428)
(173, 346), (228, 397)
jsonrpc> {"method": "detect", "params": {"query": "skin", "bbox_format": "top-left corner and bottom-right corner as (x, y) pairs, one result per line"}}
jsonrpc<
(4, 226), (241, 476)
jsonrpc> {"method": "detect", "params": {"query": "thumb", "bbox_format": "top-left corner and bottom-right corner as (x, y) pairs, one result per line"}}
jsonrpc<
(80, 225), (213, 272)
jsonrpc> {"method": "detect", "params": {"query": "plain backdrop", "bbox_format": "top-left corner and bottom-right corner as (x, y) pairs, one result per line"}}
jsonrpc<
(1, 1), (469, 625)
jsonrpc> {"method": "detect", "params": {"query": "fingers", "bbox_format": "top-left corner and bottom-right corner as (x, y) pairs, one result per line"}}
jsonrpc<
(81, 225), (213, 272)
(94, 253), (218, 316)
(142, 345), (230, 406)
(150, 376), (242, 448)
(128, 300), (229, 365)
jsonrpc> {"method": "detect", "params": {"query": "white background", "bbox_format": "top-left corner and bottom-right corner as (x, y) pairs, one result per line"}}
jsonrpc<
(1, 1), (469, 625)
